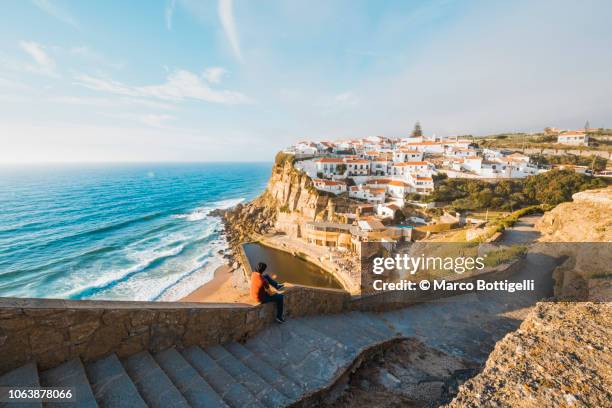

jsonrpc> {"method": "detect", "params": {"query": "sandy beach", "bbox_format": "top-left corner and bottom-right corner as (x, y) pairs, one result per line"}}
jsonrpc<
(180, 264), (253, 304)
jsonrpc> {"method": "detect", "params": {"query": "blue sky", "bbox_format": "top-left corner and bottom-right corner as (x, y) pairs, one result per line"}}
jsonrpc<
(1, 0), (611, 162)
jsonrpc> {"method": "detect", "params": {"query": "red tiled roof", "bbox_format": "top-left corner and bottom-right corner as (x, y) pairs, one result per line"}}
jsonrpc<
(313, 178), (345, 186)
(393, 161), (428, 166)
(315, 157), (344, 163)
(405, 141), (440, 146)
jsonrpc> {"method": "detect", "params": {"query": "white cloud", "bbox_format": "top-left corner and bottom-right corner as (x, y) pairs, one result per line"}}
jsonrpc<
(31, 0), (79, 28)
(19, 41), (58, 77)
(75, 69), (250, 104)
(51, 95), (176, 110)
(334, 92), (359, 107)
(104, 113), (176, 128)
(218, 0), (243, 62)
(165, 0), (177, 30)
(202, 67), (226, 84)
(139, 113), (175, 127)
(70, 46), (125, 70)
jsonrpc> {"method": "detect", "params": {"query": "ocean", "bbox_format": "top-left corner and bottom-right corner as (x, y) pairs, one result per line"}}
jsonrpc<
(0, 163), (271, 301)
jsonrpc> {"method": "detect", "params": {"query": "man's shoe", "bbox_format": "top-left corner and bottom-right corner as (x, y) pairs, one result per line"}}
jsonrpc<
(275, 317), (286, 324)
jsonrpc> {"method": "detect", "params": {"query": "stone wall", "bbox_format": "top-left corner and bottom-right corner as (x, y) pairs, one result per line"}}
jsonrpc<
(0, 256), (527, 375)
(0, 285), (349, 374)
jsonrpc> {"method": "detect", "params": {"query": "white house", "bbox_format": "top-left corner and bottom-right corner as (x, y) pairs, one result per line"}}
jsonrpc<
(315, 157), (345, 177)
(387, 180), (411, 198)
(392, 161), (430, 177)
(557, 131), (589, 146)
(370, 157), (391, 175)
(412, 176), (434, 194)
(377, 203), (401, 219)
(345, 159), (370, 176)
(348, 185), (386, 204)
(462, 156), (483, 173)
(403, 142), (445, 154)
(445, 147), (477, 158)
(393, 149), (424, 163)
(312, 178), (347, 194)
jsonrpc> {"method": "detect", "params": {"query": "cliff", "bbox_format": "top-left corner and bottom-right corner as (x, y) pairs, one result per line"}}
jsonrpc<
(534, 186), (611, 300)
(536, 186), (612, 242)
(221, 153), (361, 249)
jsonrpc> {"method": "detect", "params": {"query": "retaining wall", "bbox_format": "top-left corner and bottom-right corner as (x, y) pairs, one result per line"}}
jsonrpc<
(0, 286), (349, 374)
(0, 257), (524, 374)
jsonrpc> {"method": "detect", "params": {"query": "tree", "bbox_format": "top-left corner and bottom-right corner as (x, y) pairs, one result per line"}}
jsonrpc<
(412, 121), (423, 137)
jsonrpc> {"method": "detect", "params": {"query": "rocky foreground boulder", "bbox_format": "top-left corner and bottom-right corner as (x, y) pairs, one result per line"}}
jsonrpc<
(445, 302), (611, 408)
(536, 186), (612, 242)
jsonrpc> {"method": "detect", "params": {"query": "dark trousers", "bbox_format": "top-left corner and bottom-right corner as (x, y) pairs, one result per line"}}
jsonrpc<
(263, 293), (284, 319)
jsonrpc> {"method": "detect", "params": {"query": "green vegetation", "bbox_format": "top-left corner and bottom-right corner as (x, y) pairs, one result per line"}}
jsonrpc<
(490, 205), (551, 232)
(529, 153), (608, 172)
(412, 121), (423, 137)
(476, 131), (612, 151)
(274, 151), (295, 168)
(484, 244), (527, 267)
(425, 170), (605, 211)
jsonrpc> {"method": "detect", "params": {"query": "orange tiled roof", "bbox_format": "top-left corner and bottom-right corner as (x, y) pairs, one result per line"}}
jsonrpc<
(313, 178), (345, 186)
(316, 157), (344, 163)
(393, 161), (428, 166)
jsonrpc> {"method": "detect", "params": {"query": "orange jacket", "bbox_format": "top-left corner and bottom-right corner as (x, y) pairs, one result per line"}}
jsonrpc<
(250, 272), (269, 302)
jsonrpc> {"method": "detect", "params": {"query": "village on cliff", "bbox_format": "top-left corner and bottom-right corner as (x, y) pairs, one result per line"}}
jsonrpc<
(271, 125), (601, 255)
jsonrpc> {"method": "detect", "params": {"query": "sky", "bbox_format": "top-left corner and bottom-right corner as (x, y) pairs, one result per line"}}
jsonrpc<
(1, 0), (611, 163)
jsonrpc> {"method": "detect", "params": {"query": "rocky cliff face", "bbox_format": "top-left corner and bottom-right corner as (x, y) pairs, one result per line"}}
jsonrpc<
(221, 154), (360, 249)
(534, 186), (611, 300)
(536, 186), (612, 242)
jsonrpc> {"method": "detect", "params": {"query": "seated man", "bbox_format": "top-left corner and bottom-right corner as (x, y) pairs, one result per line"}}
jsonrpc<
(250, 262), (285, 323)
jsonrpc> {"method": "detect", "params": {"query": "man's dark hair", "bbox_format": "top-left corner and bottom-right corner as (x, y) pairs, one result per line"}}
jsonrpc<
(256, 262), (267, 273)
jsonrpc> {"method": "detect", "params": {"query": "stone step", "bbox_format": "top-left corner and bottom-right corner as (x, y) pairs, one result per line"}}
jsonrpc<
(285, 319), (355, 358)
(123, 351), (190, 408)
(224, 341), (303, 402)
(352, 311), (399, 338)
(206, 344), (290, 408)
(301, 315), (373, 349)
(181, 346), (265, 408)
(40, 358), (98, 408)
(345, 311), (398, 339)
(244, 323), (306, 389)
(244, 319), (357, 392)
(0, 363), (42, 408)
(154, 348), (229, 408)
(86, 354), (147, 408)
(331, 314), (386, 344)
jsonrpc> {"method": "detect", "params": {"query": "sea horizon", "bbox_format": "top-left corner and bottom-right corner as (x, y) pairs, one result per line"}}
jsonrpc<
(0, 162), (271, 301)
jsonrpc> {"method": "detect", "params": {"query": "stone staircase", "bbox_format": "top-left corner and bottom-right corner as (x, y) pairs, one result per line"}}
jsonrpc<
(0, 312), (401, 408)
